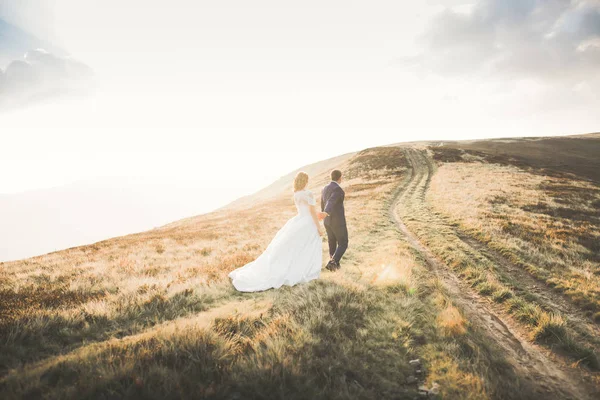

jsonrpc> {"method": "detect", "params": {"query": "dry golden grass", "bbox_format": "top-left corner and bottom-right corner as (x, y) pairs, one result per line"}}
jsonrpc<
(437, 304), (467, 337)
(1, 144), (585, 399)
(393, 145), (600, 388)
(429, 162), (600, 317)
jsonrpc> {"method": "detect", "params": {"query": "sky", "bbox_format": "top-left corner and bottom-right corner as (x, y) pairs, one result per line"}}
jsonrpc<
(1, 0), (599, 196)
(0, 1), (599, 260)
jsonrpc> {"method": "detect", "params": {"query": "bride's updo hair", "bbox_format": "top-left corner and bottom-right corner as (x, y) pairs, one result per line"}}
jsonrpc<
(293, 171), (309, 192)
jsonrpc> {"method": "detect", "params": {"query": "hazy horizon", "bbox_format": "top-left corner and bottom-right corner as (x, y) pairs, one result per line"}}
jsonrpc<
(0, 176), (249, 262)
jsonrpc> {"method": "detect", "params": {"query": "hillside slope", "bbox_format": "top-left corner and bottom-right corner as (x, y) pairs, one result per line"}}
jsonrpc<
(1, 134), (599, 399)
(0, 178), (243, 262)
(221, 152), (356, 211)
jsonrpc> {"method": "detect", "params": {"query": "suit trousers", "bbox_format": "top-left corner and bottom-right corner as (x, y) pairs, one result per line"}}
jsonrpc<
(324, 222), (348, 264)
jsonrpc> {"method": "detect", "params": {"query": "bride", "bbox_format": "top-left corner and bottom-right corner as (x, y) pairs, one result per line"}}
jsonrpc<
(229, 172), (325, 292)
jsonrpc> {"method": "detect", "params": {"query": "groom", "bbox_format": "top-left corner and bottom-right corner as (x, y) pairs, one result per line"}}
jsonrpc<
(320, 169), (348, 272)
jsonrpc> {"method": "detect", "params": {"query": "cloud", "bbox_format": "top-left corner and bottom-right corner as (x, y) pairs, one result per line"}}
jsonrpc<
(407, 0), (600, 85)
(0, 48), (94, 110)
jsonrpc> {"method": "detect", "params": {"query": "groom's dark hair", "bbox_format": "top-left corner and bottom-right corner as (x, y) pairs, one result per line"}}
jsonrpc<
(331, 170), (342, 182)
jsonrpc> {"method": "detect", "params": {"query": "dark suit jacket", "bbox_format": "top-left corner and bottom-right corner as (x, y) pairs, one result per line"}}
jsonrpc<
(321, 181), (346, 230)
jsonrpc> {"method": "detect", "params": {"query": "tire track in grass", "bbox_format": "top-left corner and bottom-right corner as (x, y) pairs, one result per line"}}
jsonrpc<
(389, 146), (598, 400)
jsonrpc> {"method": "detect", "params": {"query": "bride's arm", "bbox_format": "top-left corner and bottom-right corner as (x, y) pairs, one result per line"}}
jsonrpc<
(310, 205), (324, 236)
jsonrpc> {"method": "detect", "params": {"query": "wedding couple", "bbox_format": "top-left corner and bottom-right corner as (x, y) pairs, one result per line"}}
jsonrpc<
(229, 170), (348, 292)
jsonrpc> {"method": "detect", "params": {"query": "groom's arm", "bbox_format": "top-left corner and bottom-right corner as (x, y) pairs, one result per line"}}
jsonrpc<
(324, 187), (342, 216)
(317, 189), (328, 220)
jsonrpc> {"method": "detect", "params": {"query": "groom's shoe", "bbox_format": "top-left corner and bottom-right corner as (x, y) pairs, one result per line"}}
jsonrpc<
(325, 260), (338, 271)
(326, 260), (340, 271)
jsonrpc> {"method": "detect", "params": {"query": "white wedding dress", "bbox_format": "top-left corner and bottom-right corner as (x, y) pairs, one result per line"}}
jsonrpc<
(229, 189), (323, 292)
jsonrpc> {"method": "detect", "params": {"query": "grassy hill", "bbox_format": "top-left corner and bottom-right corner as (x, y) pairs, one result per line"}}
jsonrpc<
(1, 134), (599, 399)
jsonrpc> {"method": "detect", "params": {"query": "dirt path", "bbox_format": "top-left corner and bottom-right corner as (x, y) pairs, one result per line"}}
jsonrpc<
(457, 232), (600, 347)
(389, 146), (599, 399)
